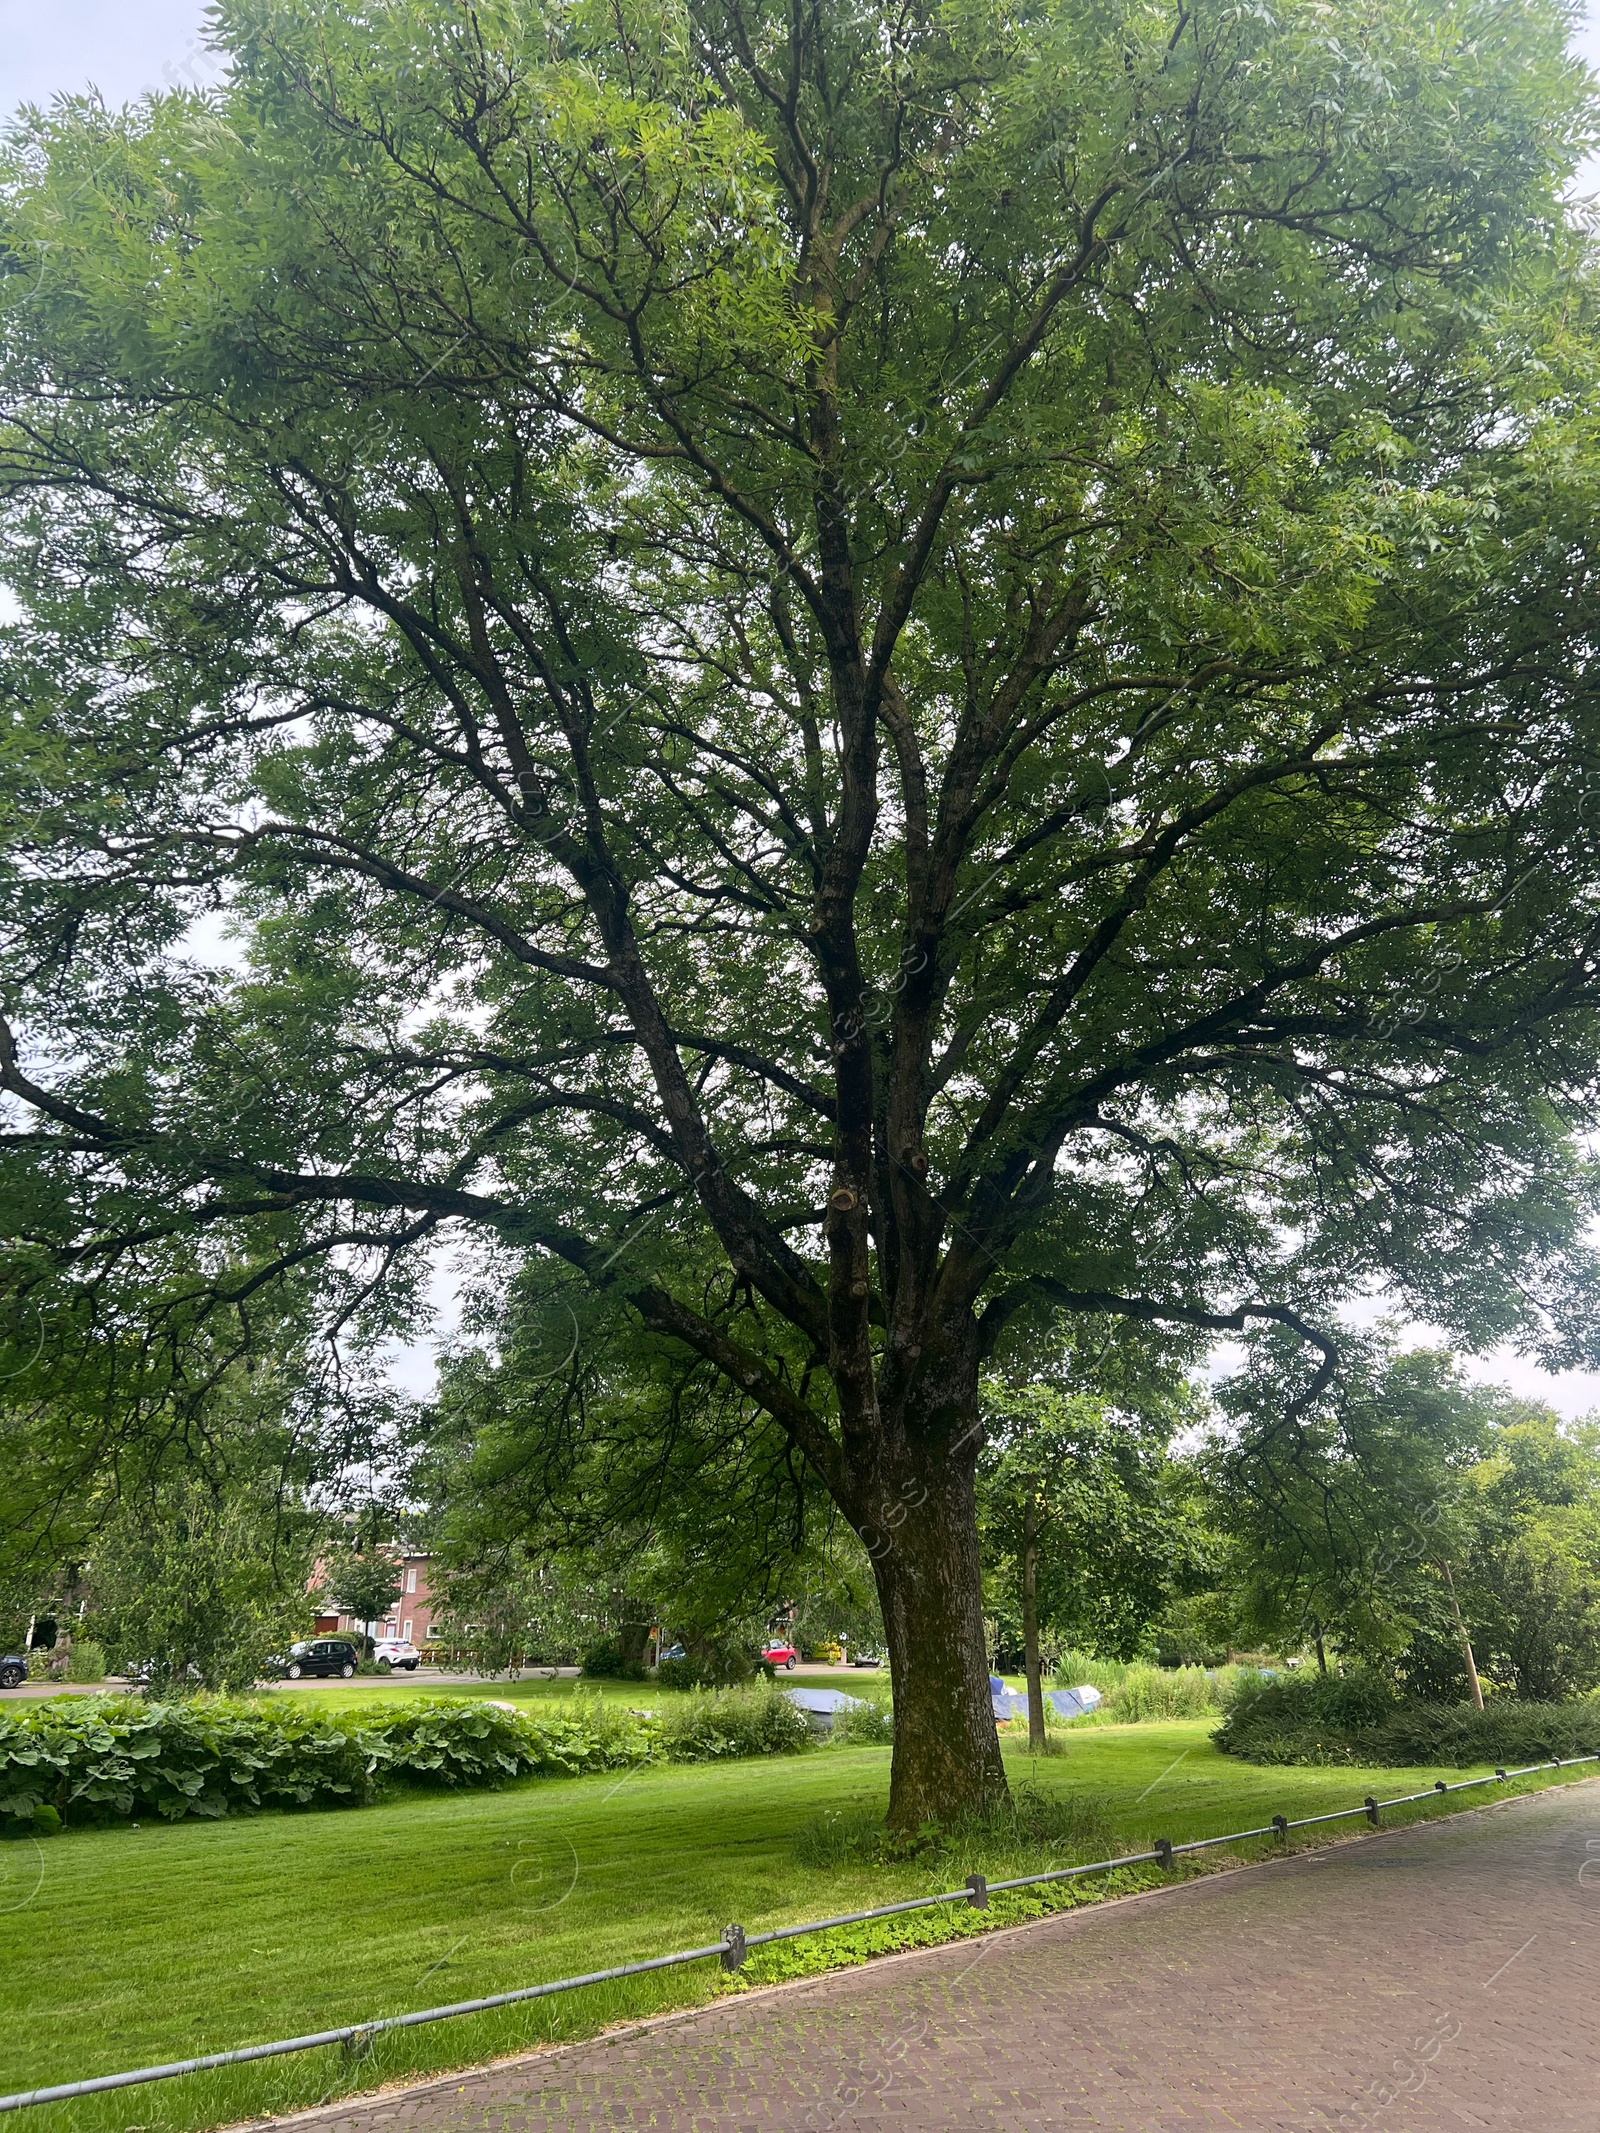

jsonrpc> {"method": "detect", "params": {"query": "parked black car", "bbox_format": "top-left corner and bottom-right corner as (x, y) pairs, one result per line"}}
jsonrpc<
(267, 1639), (360, 1681)
(0, 1654), (27, 1690)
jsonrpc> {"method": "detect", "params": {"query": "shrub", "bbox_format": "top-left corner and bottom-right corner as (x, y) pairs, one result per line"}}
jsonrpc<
(0, 1683), (818, 1831)
(1213, 1666), (1397, 1758)
(655, 1644), (758, 1690)
(655, 1685), (812, 1761)
(0, 1696), (379, 1827)
(64, 1641), (105, 1684)
(374, 1699), (641, 1786)
(1219, 1691), (1600, 1768)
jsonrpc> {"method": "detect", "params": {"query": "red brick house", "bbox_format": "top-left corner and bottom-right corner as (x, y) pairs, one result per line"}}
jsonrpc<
(313, 1549), (445, 1650)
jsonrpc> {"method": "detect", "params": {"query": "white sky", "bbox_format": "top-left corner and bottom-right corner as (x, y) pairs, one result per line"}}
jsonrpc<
(8, 5), (1600, 1412)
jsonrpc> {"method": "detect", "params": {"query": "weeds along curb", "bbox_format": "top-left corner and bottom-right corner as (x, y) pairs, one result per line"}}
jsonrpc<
(225, 1765), (1600, 2133)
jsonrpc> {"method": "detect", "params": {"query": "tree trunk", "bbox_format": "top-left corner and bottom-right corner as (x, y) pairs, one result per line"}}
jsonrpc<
(1439, 1559), (1485, 1709)
(870, 1442), (1007, 1829)
(1313, 1621), (1328, 1676)
(1022, 1489), (1046, 1755)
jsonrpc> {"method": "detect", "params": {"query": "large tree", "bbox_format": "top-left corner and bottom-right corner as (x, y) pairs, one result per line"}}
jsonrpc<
(4, 0), (1600, 1822)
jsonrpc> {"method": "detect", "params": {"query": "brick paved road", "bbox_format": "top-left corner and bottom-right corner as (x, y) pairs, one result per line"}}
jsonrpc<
(286, 1783), (1600, 2133)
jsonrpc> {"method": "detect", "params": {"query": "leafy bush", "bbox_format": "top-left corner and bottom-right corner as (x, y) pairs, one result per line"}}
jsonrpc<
(1213, 1666), (1397, 1760)
(654, 1685), (812, 1761)
(1219, 1685), (1600, 1768)
(0, 1696), (379, 1827)
(371, 1699), (646, 1785)
(64, 1641), (105, 1685)
(655, 1639), (760, 1690)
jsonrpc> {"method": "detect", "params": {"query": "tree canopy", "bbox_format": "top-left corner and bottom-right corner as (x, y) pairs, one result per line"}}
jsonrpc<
(4, 0), (1600, 1819)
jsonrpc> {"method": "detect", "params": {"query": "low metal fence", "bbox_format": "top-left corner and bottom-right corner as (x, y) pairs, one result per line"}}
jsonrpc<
(3, 1752), (1595, 2115)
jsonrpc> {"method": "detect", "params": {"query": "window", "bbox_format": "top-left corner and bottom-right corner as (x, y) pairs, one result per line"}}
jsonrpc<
(403, 1620), (413, 1642)
(426, 1625), (443, 1640)
(405, 1568), (417, 1594)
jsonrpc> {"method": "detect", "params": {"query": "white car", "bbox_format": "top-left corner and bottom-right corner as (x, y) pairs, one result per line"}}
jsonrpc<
(373, 1639), (421, 1672)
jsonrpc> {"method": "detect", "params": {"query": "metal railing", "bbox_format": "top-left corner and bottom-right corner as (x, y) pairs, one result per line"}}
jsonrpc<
(2, 1752), (1594, 2114)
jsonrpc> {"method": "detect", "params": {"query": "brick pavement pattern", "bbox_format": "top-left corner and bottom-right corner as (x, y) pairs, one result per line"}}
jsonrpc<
(288, 1784), (1600, 2132)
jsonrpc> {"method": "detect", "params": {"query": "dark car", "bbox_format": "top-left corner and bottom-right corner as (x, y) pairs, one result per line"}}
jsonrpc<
(270, 1638), (360, 1681)
(0, 1654), (26, 1690)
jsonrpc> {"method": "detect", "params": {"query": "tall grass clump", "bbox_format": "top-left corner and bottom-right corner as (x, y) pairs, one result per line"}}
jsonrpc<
(1048, 1657), (1256, 1725)
(1049, 1651), (1129, 1694)
(1101, 1664), (1222, 1723)
(829, 1692), (894, 1745)
(794, 1782), (1115, 1880)
(653, 1684), (812, 1762)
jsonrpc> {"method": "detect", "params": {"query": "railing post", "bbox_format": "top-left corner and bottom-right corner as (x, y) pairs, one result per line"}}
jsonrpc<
(1364, 1795), (1380, 1828)
(1271, 1815), (1289, 1844)
(1434, 1780), (1448, 1795)
(720, 1924), (747, 1972)
(1154, 1837), (1174, 1870)
(965, 1873), (989, 1910)
(1495, 1768), (1509, 1782)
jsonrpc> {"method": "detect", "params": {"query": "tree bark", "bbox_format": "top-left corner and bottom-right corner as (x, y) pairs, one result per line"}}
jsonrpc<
(870, 1439), (1006, 1829)
(1439, 1559), (1485, 1709)
(1313, 1621), (1328, 1676)
(1022, 1489), (1046, 1755)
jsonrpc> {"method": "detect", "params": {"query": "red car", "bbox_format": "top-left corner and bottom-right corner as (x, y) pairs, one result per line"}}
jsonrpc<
(762, 1642), (799, 1670)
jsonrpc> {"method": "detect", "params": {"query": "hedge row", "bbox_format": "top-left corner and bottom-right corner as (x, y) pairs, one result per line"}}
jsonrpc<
(1215, 1670), (1600, 1767)
(0, 1686), (814, 1831)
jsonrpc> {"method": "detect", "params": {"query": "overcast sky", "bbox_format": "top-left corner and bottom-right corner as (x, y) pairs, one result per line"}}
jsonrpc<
(7, 3), (1600, 1412)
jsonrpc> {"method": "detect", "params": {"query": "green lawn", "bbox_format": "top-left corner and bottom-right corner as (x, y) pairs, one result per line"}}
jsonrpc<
(260, 1666), (883, 1710)
(0, 1720), (1585, 2133)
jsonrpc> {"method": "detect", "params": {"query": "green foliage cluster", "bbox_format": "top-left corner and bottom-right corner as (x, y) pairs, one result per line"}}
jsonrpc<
(0, 1685), (836, 1831)
(1207, 1667), (1600, 1765)
(88, 1477), (316, 1695)
(828, 1694), (896, 1747)
(1048, 1650), (1257, 1720)
(654, 1640), (762, 1690)
(0, 1696), (380, 1828)
(979, 1377), (1213, 1669)
(653, 1685), (813, 1761)
(1199, 1345), (1600, 1703)
(579, 1638), (649, 1681)
(1097, 1665), (1227, 1724)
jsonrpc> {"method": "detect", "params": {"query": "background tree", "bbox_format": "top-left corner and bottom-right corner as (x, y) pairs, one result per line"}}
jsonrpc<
(5, 0), (1600, 1821)
(324, 1547), (404, 1646)
(1203, 1341), (1498, 1671)
(1453, 1413), (1600, 1700)
(91, 1473), (316, 1693)
(979, 1377), (1206, 1749)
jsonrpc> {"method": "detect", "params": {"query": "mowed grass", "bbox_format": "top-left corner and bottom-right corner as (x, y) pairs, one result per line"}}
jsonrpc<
(0, 1719), (1585, 2133)
(260, 1666), (880, 1711)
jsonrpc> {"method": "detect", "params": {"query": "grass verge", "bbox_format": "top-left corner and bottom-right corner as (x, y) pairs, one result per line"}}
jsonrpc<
(0, 1721), (1589, 2133)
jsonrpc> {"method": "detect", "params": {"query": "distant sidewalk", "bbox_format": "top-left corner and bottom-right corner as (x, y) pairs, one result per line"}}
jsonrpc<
(274, 1781), (1600, 2133)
